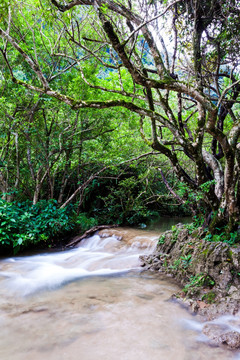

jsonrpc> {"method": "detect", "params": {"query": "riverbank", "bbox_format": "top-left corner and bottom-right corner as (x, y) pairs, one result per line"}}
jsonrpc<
(139, 223), (240, 348)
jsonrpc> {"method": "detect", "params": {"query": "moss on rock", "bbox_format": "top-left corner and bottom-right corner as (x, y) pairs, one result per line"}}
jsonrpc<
(140, 223), (240, 321)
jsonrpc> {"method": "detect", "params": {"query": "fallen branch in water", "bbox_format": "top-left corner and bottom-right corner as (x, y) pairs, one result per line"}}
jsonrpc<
(66, 224), (119, 248)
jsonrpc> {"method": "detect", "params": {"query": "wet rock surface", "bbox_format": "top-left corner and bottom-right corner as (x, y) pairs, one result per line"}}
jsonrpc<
(140, 224), (240, 349)
(203, 323), (240, 349)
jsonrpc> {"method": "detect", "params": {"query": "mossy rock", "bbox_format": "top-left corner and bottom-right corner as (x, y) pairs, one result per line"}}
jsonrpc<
(202, 291), (217, 304)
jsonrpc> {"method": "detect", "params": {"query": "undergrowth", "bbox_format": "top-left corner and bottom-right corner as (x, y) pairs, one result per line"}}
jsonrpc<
(0, 199), (99, 254)
(0, 199), (75, 254)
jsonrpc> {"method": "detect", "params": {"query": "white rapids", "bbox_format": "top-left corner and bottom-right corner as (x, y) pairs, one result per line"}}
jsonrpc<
(0, 228), (157, 296)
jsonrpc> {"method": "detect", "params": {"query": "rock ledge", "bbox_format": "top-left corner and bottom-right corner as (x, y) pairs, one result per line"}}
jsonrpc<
(140, 224), (240, 349)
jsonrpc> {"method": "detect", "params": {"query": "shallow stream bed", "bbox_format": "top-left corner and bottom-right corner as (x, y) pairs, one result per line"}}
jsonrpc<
(0, 222), (239, 360)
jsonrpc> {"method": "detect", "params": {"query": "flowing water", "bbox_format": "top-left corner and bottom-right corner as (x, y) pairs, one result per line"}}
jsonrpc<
(0, 223), (240, 360)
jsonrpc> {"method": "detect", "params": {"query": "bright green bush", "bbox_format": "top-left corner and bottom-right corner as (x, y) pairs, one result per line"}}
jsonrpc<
(74, 213), (98, 231)
(0, 199), (74, 254)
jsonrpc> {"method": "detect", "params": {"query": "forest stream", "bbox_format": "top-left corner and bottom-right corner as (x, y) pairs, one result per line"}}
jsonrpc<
(0, 220), (240, 360)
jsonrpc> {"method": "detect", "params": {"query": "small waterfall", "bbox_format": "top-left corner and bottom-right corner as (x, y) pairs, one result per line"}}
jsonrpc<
(0, 228), (158, 296)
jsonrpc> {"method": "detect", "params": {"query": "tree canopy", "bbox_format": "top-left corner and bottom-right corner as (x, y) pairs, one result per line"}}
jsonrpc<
(0, 0), (240, 251)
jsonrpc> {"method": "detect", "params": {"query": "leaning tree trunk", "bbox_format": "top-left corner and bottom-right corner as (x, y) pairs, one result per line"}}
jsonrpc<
(224, 152), (240, 232)
(208, 149), (240, 233)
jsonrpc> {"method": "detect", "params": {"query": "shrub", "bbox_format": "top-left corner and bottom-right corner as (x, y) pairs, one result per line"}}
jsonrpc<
(0, 199), (74, 254)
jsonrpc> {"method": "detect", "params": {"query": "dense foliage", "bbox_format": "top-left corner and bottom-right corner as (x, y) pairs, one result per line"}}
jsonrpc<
(0, 0), (240, 253)
(0, 199), (74, 254)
